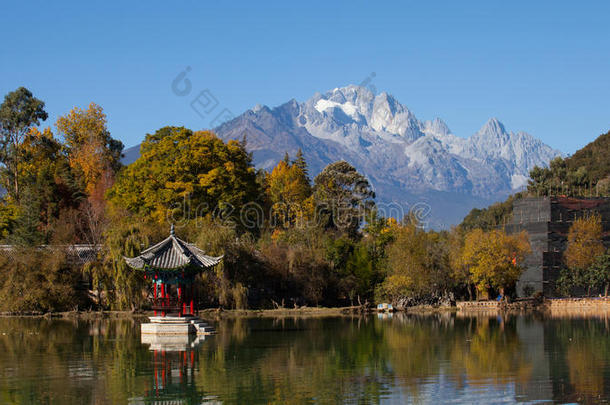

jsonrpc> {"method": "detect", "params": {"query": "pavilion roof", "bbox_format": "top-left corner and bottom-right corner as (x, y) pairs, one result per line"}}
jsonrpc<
(124, 225), (222, 271)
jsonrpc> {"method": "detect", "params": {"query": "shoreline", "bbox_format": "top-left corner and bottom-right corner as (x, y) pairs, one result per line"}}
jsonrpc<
(1, 298), (609, 319)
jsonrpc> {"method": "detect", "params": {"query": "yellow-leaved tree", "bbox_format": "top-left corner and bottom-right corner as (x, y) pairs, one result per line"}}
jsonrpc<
(564, 213), (604, 272)
(560, 213), (605, 296)
(381, 217), (452, 304)
(267, 150), (312, 229)
(56, 103), (123, 196)
(108, 127), (261, 227)
(461, 229), (530, 299)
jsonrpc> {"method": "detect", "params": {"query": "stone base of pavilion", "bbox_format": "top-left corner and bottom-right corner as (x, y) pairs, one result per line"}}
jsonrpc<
(140, 333), (207, 351)
(141, 315), (216, 336)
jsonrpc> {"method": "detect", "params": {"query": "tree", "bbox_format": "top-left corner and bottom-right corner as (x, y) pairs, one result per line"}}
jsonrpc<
(381, 219), (452, 305)
(589, 251), (610, 297)
(564, 214), (604, 272)
(267, 155), (312, 228)
(56, 102), (123, 196)
(527, 130), (610, 197)
(561, 214), (605, 295)
(97, 218), (158, 310)
(362, 210), (395, 288)
(4, 127), (83, 245)
(313, 161), (375, 237)
(109, 127), (261, 228)
(294, 148), (309, 179)
(448, 227), (476, 300)
(0, 87), (48, 199)
(461, 229), (530, 298)
(0, 247), (83, 312)
(460, 193), (523, 232)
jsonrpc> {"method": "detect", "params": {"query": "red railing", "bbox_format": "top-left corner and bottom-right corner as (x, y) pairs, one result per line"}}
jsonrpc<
(151, 297), (195, 316)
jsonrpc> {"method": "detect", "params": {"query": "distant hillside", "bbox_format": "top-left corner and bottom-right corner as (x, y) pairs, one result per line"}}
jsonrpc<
(527, 129), (610, 197)
(567, 130), (610, 184)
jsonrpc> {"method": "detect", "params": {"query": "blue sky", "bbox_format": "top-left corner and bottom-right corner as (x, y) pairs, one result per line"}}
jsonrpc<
(1, 1), (608, 153)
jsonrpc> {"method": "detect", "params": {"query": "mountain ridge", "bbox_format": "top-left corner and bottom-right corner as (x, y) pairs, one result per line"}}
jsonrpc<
(124, 85), (562, 227)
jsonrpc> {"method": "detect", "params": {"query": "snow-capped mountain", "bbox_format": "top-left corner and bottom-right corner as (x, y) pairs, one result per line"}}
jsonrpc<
(123, 85), (561, 227)
(210, 85), (560, 227)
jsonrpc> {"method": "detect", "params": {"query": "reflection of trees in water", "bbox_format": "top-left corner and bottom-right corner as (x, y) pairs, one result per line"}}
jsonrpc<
(0, 317), (148, 404)
(194, 314), (535, 403)
(378, 313), (532, 400)
(380, 313), (452, 399)
(448, 316), (532, 386)
(195, 316), (392, 404)
(546, 317), (610, 403)
(0, 315), (608, 404)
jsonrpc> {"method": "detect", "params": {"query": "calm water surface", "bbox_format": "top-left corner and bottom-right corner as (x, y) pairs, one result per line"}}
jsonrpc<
(0, 313), (609, 404)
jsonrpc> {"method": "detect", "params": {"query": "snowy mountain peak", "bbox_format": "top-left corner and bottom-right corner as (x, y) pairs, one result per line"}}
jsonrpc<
(424, 118), (452, 137)
(476, 117), (509, 139)
(208, 85), (563, 227)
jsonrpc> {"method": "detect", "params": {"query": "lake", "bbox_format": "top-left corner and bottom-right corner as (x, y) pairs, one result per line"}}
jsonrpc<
(0, 313), (608, 404)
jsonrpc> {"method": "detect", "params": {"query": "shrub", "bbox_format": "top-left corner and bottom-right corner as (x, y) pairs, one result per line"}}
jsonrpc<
(0, 247), (85, 313)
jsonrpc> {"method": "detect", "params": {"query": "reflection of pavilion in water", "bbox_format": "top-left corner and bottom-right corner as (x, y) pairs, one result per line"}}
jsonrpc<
(129, 334), (221, 405)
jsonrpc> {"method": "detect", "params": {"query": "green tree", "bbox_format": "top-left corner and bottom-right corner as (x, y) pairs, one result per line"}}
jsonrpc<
(313, 161), (375, 238)
(589, 251), (610, 297)
(293, 148), (309, 179)
(527, 130), (610, 197)
(1, 127), (83, 245)
(362, 210), (395, 289)
(460, 193), (523, 232)
(95, 218), (160, 310)
(0, 87), (48, 200)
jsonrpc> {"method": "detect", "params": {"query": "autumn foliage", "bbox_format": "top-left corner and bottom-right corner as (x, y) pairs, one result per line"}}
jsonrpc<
(2, 85), (594, 313)
(56, 102), (122, 196)
(460, 229), (530, 297)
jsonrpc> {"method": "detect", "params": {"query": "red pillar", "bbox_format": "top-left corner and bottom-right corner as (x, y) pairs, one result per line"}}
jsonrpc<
(160, 282), (166, 316)
(178, 284), (183, 317)
(165, 284), (169, 308)
(154, 350), (158, 395)
(190, 284), (194, 315)
(154, 282), (158, 316)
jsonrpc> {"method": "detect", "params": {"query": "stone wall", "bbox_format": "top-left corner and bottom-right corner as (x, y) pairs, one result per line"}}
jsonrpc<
(456, 298), (610, 316)
(507, 197), (610, 297)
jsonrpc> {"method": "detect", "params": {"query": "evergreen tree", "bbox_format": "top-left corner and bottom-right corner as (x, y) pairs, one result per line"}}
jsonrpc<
(313, 161), (375, 238)
(294, 148), (309, 180)
(0, 87), (48, 200)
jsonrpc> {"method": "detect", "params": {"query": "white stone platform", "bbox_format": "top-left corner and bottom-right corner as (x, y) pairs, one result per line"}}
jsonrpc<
(141, 315), (216, 336)
(140, 333), (206, 351)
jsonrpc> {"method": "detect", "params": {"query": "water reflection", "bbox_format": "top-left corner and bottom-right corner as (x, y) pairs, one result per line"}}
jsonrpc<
(0, 313), (608, 404)
(130, 334), (213, 405)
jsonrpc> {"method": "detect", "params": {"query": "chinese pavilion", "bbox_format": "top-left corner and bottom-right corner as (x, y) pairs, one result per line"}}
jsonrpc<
(124, 225), (222, 317)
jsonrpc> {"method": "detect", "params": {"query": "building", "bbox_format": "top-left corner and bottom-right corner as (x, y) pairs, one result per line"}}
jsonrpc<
(506, 197), (610, 297)
(124, 224), (222, 317)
